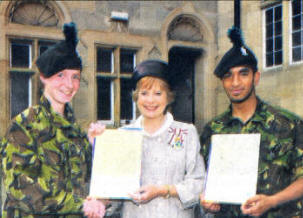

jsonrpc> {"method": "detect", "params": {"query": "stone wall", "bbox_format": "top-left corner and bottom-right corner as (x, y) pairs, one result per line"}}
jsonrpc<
(216, 1), (303, 119)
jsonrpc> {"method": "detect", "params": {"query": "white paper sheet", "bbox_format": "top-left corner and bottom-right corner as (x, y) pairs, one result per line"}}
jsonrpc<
(204, 133), (261, 204)
(89, 128), (143, 199)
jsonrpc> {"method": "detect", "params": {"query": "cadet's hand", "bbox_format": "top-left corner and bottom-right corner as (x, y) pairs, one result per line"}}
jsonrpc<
(130, 185), (163, 204)
(88, 121), (106, 144)
(241, 194), (276, 217)
(199, 193), (220, 213)
(83, 197), (107, 218)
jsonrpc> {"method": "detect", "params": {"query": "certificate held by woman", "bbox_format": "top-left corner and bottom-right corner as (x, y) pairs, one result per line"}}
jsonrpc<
(89, 128), (143, 199)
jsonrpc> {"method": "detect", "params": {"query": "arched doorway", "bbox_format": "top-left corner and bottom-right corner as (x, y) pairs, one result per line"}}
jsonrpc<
(165, 14), (204, 124)
(169, 46), (202, 123)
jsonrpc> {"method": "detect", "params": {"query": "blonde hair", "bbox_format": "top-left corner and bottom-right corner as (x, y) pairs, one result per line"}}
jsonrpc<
(132, 76), (174, 104)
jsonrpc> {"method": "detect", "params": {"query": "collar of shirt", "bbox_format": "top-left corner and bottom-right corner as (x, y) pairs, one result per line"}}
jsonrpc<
(134, 112), (174, 137)
(220, 96), (270, 127)
(39, 95), (76, 128)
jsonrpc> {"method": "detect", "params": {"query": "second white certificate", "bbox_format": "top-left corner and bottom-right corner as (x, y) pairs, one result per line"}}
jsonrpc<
(204, 133), (261, 204)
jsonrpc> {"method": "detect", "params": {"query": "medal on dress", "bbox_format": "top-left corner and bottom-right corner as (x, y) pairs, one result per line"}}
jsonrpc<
(168, 127), (188, 149)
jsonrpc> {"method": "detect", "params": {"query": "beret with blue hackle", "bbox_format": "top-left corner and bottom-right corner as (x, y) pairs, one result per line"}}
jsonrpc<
(36, 22), (82, 78)
(131, 59), (172, 90)
(214, 26), (258, 78)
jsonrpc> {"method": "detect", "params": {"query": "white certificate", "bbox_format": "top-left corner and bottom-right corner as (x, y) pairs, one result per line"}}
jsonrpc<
(204, 133), (261, 204)
(89, 128), (143, 199)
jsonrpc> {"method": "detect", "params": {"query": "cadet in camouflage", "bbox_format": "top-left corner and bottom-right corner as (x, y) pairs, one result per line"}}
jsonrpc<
(1, 22), (105, 218)
(201, 98), (303, 218)
(1, 96), (92, 218)
(199, 26), (303, 218)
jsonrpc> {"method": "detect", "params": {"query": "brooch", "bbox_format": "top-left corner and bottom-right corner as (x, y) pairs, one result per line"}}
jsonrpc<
(168, 127), (188, 149)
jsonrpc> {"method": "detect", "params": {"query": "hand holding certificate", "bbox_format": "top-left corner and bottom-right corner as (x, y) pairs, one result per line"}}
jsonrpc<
(89, 128), (143, 199)
(204, 134), (261, 204)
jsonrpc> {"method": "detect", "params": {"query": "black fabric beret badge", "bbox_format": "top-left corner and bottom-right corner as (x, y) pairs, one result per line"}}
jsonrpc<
(36, 22), (82, 78)
(214, 26), (258, 79)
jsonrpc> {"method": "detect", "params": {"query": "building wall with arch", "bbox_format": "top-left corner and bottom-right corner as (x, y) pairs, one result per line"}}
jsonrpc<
(4, 1), (302, 140)
(2, 1), (303, 211)
(0, 1), (73, 135)
(216, 1), (303, 120)
(0, 1), (218, 135)
(160, 5), (217, 131)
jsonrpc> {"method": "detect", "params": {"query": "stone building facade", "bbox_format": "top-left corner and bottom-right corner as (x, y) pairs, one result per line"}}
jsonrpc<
(216, 0), (303, 119)
(0, 0), (303, 216)
(0, 1), (218, 136)
(1, 1), (301, 136)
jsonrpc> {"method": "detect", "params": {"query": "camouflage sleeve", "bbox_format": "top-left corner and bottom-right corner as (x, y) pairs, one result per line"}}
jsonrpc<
(2, 119), (84, 213)
(84, 136), (92, 182)
(291, 119), (303, 181)
(68, 131), (92, 195)
(2, 120), (44, 211)
(199, 123), (213, 167)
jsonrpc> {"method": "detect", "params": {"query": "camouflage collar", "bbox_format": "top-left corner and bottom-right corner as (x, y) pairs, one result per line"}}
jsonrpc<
(39, 95), (76, 125)
(221, 96), (269, 126)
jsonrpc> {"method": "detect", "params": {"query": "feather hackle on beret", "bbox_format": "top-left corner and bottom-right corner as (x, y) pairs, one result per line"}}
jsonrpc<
(214, 26), (258, 78)
(63, 22), (78, 49)
(228, 26), (244, 47)
(36, 22), (82, 78)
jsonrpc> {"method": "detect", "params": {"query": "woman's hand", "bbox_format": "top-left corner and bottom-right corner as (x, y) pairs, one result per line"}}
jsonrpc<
(130, 185), (166, 204)
(87, 121), (106, 144)
(83, 197), (109, 218)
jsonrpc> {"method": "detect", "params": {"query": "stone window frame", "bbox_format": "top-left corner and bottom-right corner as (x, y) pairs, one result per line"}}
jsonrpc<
(9, 1), (60, 27)
(9, 38), (34, 118)
(167, 15), (203, 43)
(263, 2), (283, 68)
(290, 0), (303, 64)
(1, 1), (70, 122)
(95, 45), (137, 126)
(78, 29), (155, 128)
(8, 37), (58, 118)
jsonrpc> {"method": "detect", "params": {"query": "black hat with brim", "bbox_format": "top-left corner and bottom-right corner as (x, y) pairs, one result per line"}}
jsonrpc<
(131, 59), (171, 89)
(36, 22), (82, 78)
(214, 26), (258, 78)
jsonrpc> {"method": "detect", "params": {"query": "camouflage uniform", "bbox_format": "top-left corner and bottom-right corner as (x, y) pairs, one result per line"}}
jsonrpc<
(200, 97), (303, 218)
(1, 96), (92, 218)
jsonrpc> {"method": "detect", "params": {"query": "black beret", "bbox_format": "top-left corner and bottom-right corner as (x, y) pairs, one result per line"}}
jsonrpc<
(36, 22), (82, 78)
(214, 26), (258, 78)
(131, 59), (171, 90)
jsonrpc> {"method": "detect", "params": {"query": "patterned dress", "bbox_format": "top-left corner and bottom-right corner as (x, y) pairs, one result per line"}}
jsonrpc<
(121, 112), (205, 218)
(1, 96), (92, 218)
(200, 97), (303, 218)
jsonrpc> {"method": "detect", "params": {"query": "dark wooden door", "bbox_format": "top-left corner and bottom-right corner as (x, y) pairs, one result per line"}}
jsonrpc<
(169, 46), (202, 124)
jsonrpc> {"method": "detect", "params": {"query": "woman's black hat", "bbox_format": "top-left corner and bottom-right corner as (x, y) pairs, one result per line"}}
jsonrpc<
(131, 59), (171, 89)
(36, 22), (82, 78)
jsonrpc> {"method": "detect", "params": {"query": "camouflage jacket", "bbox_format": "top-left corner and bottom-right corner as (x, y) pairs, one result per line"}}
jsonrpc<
(1, 96), (92, 218)
(200, 97), (303, 218)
